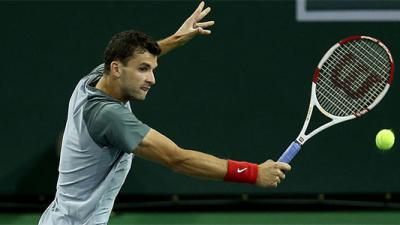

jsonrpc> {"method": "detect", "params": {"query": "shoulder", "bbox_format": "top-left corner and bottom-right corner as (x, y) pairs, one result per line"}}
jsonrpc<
(84, 101), (136, 126)
(84, 101), (150, 152)
(82, 64), (105, 82)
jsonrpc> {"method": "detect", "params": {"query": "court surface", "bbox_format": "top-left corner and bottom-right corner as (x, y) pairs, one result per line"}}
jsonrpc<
(0, 211), (399, 225)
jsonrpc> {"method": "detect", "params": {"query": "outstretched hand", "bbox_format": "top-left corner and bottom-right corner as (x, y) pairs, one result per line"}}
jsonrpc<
(174, 1), (215, 44)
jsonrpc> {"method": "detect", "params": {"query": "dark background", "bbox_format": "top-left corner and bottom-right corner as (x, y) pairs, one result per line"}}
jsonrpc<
(0, 0), (399, 203)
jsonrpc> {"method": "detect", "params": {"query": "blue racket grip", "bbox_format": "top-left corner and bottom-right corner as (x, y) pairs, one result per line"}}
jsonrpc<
(278, 141), (302, 163)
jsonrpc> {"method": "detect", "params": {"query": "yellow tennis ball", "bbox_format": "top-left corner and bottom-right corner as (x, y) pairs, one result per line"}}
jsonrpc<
(375, 129), (395, 150)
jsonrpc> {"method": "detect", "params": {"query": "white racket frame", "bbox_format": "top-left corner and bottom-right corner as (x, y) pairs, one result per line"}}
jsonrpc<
(295, 36), (392, 145)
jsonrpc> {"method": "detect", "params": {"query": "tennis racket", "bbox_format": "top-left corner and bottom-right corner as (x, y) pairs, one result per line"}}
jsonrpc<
(278, 36), (394, 164)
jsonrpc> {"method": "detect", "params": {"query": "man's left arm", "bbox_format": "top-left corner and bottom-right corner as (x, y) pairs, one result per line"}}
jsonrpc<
(158, 1), (215, 56)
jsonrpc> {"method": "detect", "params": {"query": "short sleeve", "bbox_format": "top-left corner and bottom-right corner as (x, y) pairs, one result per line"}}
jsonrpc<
(84, 102), (150, 153)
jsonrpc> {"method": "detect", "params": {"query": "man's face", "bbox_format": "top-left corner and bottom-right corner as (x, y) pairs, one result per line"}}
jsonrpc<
(118, 51), (158, 101)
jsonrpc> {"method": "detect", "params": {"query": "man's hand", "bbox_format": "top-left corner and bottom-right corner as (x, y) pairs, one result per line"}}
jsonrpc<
(157, 1), (215, 55)
(174, 1), (215, 43)
(256, 160), (291, 188)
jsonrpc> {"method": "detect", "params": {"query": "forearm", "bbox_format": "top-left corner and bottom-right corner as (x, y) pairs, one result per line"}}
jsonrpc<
(136, 129), (259, 184)
(170, 148), (228, 180)
(157, 34), (186, 56)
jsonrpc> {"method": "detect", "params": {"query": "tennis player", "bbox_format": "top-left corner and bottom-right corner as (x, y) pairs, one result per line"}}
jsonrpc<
(38, 2), (291, 225)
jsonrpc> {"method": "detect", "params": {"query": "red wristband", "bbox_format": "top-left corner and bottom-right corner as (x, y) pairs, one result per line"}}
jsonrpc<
(223, 160), (258, 184)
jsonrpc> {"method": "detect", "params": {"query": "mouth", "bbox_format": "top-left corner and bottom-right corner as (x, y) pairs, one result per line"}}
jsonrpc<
(140, 87), (150, 92)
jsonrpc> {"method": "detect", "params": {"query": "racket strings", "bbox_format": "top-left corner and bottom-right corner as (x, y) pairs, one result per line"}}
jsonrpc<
(323, 52), (385, 106)
(322, 44), (390, 109)
(316, 89), (353, 116)
(318, 76), (376, 116)
(354, 42), (389, 69)
(316, 39), (391, 117)
(317, 79), (365, 116)
(318, 57), (380, 116)
(334, 42), (388, 92)
(317, 79), (366, 115)
(319, 62), (385, 116)
(351, 41), (389, 72)
(340, 41), (390, 95)
(324, 54), (384, 97)
(323, 60), (382, 100)
(345, 41), (390, 81)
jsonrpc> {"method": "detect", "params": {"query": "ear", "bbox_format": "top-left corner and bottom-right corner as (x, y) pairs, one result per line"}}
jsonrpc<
(110, 61), (122, 78)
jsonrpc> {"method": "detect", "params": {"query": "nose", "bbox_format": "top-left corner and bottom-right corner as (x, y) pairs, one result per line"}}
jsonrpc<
(146, 71), (156, 85)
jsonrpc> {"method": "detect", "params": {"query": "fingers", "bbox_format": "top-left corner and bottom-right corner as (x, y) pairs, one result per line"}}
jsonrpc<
(276, 170), (286, 180)
(270, 174), (284, 188)
(195, 21), (214, 35)
(196, 21), (215, 28)
(263, 160), (291, 173)
(190, 1), (211, 22)
(276, 162), (292, 172)
(197, 27), (211, 35)
(268, 161), (290, 187)
(190, 1), (205, 19)
(197, 6), (211, 21)
(256, 160), (292, 188)
(272, 162), (290, 180)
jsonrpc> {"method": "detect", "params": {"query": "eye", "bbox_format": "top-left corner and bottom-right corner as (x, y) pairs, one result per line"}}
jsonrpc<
(138, 67), (148, 72)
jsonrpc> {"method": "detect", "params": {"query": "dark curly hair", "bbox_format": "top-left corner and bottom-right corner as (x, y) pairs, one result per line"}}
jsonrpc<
(104, 30), (161, 73)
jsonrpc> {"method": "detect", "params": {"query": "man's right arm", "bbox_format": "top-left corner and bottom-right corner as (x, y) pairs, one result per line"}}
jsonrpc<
(134, 129), (291, 188)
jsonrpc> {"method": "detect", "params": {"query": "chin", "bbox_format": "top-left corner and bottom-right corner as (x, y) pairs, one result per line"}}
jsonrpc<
(131, 95), (146, 101)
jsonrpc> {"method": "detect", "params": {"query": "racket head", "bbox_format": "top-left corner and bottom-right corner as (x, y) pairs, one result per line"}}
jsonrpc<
(312, 36), (394, 119)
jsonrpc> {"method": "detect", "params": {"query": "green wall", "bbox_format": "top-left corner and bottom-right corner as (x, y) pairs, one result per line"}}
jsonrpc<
(1, 1), (399, 197)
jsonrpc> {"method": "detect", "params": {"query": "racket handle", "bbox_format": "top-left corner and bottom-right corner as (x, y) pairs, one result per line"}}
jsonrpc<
(278, 141), (301, 163)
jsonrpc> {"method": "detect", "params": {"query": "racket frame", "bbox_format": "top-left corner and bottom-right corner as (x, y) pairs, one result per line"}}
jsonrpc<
(279, 35), (394, 163)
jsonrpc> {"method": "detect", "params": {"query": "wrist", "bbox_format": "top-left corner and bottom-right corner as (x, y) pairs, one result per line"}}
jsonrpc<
(223, 160), (258, 184)
(171, 33), (187, 46)
(157, 34), (185, 56)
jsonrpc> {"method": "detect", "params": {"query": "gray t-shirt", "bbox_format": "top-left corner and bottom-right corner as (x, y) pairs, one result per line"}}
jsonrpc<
(39, 64), (150, 225)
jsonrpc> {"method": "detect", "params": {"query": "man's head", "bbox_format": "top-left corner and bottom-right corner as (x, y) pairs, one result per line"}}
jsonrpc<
(103, 30), (161, 101)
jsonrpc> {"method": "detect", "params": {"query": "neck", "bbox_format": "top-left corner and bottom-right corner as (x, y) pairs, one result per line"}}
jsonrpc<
(96, 74), (126, 102)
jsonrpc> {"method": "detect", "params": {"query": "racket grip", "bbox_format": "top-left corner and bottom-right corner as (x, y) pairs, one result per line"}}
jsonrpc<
(278, 141), (301, 163)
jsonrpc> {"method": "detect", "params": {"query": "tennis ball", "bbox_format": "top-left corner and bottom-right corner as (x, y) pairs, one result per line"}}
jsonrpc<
(375, 129), (395, 151)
